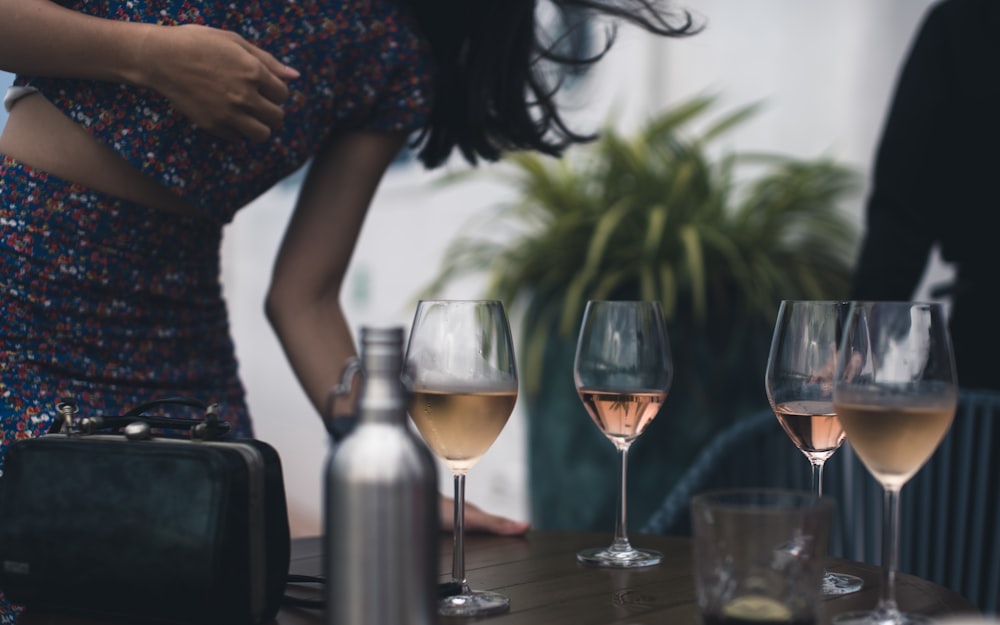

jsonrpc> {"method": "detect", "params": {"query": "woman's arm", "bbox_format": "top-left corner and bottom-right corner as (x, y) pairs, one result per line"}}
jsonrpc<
(265, 130), (408, 424)
(0, 0), (297, 141)
(0, 0), (154, 82)
(266, 130), (530, 535)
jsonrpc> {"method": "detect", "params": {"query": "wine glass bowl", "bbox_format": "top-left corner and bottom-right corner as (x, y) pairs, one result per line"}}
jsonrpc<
(407, 388), (516, 476)
(832, 301), (957, 625)
(835, 396), (955, 491)
(578, 388), (664, 451)
(404, 299), (518, 616)
(764, 300), (863, 596)
(574, 300), (673, 567)
(771, 399), (845, 465)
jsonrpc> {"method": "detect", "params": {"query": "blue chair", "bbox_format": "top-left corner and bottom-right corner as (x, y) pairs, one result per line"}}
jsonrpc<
(640, 408), (810, 536)
(638, 408), (876, 560)
(898, 388), (1000, 614)
(641, 389), (1000, 614)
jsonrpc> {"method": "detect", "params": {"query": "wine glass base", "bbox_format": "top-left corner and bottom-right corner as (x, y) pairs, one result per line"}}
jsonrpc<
(833, 609), (934, 625)
(439, 589), (510, 617)
(577, 546), (663, 568)
(822, 571), (864, 596)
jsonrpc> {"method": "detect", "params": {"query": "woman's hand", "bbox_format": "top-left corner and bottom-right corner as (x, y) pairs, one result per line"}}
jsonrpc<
(439, 495), (530, 536)
(2, 2), (294, 143)
(136, 24), (299, 142)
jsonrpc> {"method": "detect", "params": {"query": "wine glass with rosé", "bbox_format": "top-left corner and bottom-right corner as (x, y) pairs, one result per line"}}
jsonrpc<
(574, 300), (673, 567)
(832, 301), (957, 625)
(404, 299), (519, 617)
(764, 300), (864, 596)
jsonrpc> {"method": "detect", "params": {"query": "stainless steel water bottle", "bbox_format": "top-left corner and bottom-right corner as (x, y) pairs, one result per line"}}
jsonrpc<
(324, 326), (440, 625)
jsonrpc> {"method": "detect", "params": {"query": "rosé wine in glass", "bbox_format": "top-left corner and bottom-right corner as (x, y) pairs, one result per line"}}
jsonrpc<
(573, 300), (673, 568)
(765, 300), (863, 596)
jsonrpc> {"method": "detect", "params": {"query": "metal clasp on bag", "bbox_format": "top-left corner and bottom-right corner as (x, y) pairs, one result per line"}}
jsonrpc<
(192, 402), (226, 441)
(56, 398), (79, 435)
(55, 397), (108, 436)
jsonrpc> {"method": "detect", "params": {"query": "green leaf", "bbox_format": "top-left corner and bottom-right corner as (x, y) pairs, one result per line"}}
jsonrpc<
(679, 224), (707, 320)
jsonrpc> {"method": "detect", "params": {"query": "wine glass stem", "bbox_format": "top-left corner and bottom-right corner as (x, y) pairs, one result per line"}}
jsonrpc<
(879, 486), (902, 613)
(451, 473), (468, 588)
(611, 446), (632, 551)
(810, 459), (825, 497)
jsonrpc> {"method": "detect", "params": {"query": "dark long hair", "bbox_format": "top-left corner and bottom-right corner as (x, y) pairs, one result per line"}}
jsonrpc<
(405, 0), (701, 168)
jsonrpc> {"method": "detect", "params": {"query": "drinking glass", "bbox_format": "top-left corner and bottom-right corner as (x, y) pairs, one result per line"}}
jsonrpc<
(832, 301), (957, 625)
(764, 300), (864, 596)
(691, 489), (834, 625)
(404, 300), (519, 616)
(574, 300), (673, 567)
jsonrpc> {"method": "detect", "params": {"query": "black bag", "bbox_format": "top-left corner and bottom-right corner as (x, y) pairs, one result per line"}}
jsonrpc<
(0, 397), (291, 625)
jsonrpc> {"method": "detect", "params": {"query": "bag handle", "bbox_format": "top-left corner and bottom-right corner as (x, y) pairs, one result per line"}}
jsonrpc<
(122, 396), (210, 417)
(50, 396), (231, 440)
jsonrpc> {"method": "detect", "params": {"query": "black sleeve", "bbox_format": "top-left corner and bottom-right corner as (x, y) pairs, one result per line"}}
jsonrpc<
(850, 1), (953, 301)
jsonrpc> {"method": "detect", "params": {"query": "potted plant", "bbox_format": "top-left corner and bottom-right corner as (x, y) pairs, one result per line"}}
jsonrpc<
(419, 96), (860, 530)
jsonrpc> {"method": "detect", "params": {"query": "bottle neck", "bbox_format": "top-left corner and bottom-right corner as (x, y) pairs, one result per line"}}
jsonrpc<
(356, 327), (409, 425)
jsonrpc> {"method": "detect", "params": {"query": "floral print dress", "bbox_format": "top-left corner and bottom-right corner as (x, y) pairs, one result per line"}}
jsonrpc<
(0, 1), (432, 620)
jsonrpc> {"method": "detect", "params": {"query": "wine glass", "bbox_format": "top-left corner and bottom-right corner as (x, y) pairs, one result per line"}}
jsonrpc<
(574, 300), (673, 567)
(832, 301), (957, 625)
(404, 299), (519, 616)
(764, 300), (864, 596)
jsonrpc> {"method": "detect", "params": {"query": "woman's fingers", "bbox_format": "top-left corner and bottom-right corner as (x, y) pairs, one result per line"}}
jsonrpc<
(237, 96), (286, 142)
(251, 45), (300, 94)
(145, 24), (300, 143)
(439, 495), (531, 536)
(221, 41), (296, 141)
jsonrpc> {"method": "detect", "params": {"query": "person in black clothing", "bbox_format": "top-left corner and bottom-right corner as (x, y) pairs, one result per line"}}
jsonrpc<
(850, 0), (1000, 390)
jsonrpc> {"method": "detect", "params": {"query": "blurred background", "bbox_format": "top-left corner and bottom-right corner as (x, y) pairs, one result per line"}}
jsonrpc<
(0, 0), (951, 537)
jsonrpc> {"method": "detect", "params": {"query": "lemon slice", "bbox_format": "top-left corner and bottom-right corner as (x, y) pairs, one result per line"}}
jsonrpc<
(721, 596), (794, 622)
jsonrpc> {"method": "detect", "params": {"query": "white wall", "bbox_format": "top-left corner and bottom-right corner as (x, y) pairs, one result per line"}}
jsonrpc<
(0, 72), (11, 127)
(1, 0), (954, 537)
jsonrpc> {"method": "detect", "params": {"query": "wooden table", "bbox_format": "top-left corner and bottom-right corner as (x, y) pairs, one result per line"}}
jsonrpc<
(276, 531), (978, 625)
(19, 531), (977, 624)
